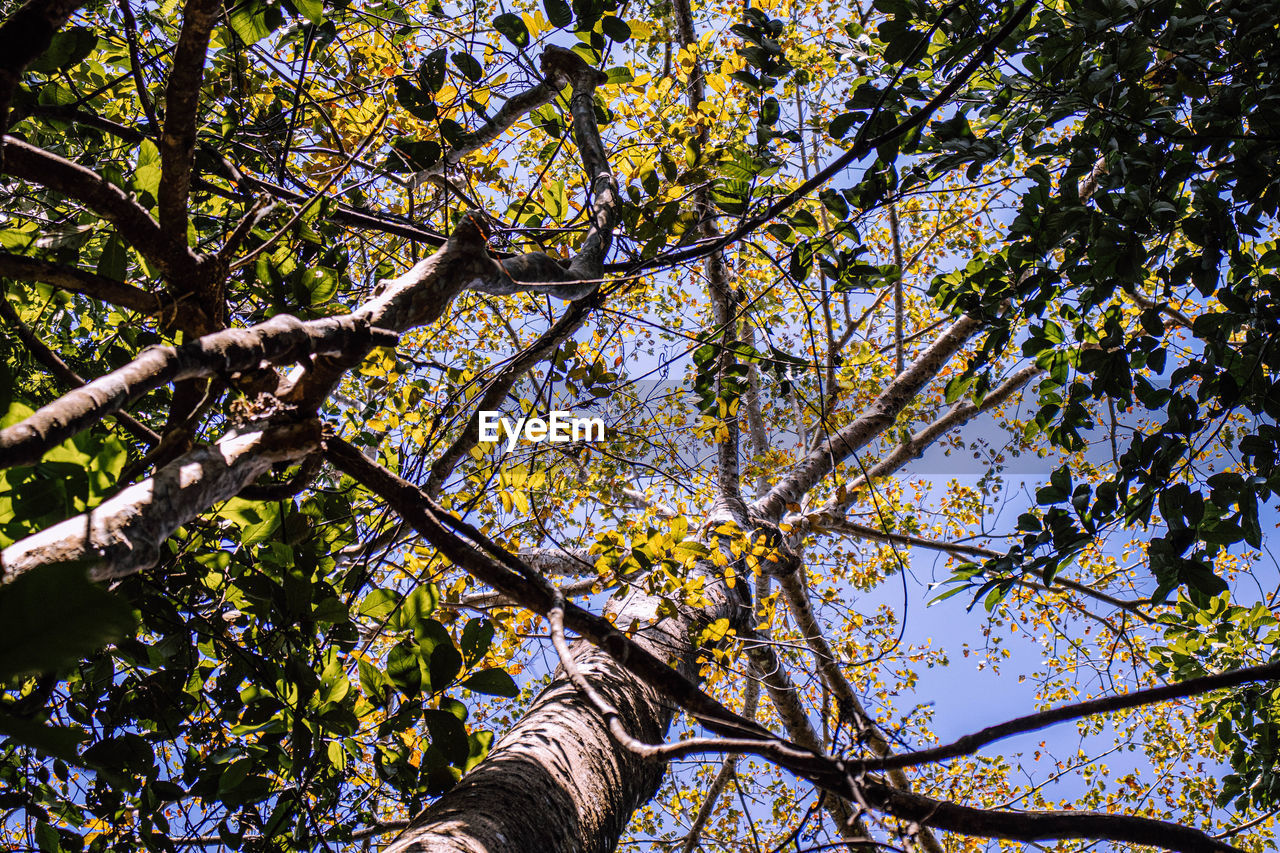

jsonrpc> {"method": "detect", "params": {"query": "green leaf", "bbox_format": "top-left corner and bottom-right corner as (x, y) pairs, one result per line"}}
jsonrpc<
(423, 708), (469, 766)
(28, 27), (98, 74)
(357, 658), (390, 707)
(386, 640), (422, 697)
(544, 0), (572, 27)
(389, 584), (438, 632)
(493, 13), (530, 47)
(419, 49), (448, 92)
(829, 112), (859, 140)
(460, 618), (494, 664)
(429, 642), (463, 691)
(759, 96), (780, 126)
(302, 266), (338, 305)
(464, 730), (493, 771)
(461, 667), (519, 698)
(228, 0), (280, 45)
(96, 235), (128, 282)
(819, 187), (849, 219)
(133, 139), (161, 200)
(600, 16), (630, 42)
(451, 52), (483, 82)
(358, 588), (400, 621)
(390, 139), (442, 172)
(35, 821), (60, 853)
(293, 0), (323, 24)
(218, 498), (281, 545)
(604, 66), (634, 85)
(0, 562), (136, 679)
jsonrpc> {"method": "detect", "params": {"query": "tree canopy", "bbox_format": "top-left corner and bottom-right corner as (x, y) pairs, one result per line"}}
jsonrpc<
(2, 0), (1280, 850)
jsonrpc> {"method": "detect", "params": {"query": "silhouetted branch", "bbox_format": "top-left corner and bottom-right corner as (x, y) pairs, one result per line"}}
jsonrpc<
(157, 0), (220, 242)
(0, 0), (85, 149)
(0, 290), (159, 445)
(0, 250), (163, 313)
(857, 659), (1280, 774)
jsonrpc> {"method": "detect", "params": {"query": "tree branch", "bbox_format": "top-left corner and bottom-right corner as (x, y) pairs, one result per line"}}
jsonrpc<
(857, 659), (1280, 775)
(1, 135), (188, 280)
(424, 296), (596, 496)
(754, 312), (982, 520)
(421, 51), (572, 176)
(115, 0), (157, 134)
(745, 634), (871, 840)
(157, 0), (219, 243)
(776, 566), (945, 853)
(323, 437), (1251, 853)
(0, 314), (394, 469)
(324, 436), (775, 741)
(0, 420), (321, 583)
(626, 0), (1038, 273)
(792, 360), (1042, 537)
(0, 290), (159, 445)
(466, 47), (615, 300)
(0, 0), (85, 149)
(0, 250), (164, 313)
(859, 779), (1246, 853)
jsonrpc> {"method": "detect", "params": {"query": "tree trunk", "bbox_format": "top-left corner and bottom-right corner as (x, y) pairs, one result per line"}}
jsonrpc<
(385, 586), (733, 853)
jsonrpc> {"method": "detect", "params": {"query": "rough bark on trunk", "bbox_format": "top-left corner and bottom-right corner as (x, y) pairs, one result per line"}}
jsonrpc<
(385, 587), (729, 853)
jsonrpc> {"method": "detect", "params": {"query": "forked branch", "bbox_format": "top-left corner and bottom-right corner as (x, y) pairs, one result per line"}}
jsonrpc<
(324, 438), (1251, 853)
(754, 312), (982, 520)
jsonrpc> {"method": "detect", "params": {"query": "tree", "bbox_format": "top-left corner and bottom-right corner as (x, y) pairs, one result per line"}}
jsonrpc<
(1, 0), (1279, 849)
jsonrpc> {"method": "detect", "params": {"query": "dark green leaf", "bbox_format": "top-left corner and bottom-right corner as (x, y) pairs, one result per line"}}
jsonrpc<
(461, 667), (519, 698)
(451, 52), (483, 82)
(0, 562), (135, 679)
(493, 13), (530, 47)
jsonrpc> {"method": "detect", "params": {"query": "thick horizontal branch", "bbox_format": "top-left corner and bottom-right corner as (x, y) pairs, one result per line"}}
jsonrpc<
(175, 819), (410, 846)
(193, 171), (447, 246)
(0, 250), (163, 313)
(0, 314), (394, 469)
(459, 574), (599, 610)
(516, 546), (597, 577)
(825, 518), (997, 558)
(0, 421), (320, 583)
(1, 135), (192, 279)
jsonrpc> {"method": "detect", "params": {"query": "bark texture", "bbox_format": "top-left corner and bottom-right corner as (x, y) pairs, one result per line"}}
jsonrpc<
(386, 589), (721, 853)
(0, 421), (319, 582)
(0, 315), (389, 469)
